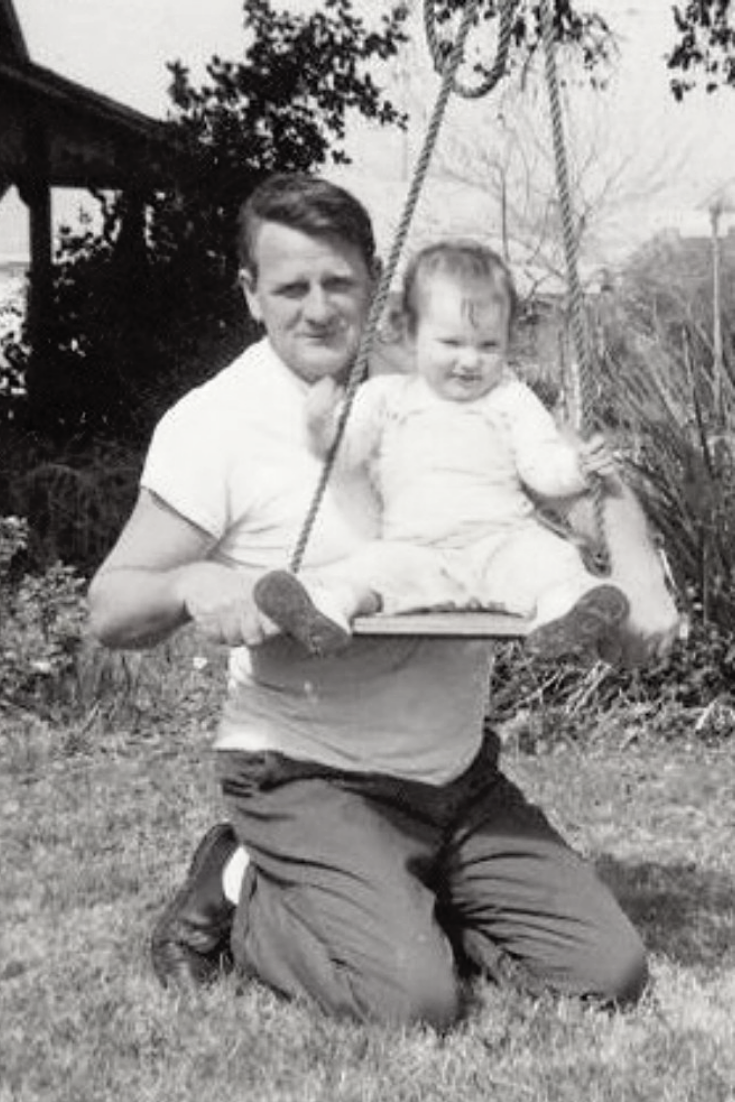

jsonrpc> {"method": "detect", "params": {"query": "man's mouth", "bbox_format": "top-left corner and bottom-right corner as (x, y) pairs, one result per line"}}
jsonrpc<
(301, 328), (344, 342)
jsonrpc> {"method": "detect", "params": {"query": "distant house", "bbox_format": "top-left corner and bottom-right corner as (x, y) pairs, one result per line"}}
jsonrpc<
(0, 0), (185, 367)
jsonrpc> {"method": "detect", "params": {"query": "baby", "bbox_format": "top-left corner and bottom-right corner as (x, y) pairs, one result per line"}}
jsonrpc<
(254, 240), (629, 660)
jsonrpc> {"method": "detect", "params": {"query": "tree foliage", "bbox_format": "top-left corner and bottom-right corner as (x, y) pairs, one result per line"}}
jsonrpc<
(18, 0), (408, 439)
(668, 0), (735, 98)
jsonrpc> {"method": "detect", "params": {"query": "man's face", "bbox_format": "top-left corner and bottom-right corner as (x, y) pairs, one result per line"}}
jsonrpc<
(240, 221), (377, 384)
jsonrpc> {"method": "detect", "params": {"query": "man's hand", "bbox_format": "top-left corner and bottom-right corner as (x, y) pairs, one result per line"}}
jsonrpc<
(174, 562), (278, 647)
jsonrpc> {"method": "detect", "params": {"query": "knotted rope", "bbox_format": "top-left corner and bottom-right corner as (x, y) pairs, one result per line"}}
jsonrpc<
(424, 0), (519, 99)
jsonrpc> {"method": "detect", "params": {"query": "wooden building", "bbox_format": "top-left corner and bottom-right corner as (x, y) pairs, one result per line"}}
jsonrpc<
(0, 0), (183, 350)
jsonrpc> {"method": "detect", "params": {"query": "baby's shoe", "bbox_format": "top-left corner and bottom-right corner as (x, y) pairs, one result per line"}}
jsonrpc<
(525, 584), (630, 662)
(254, 570), (351, 657)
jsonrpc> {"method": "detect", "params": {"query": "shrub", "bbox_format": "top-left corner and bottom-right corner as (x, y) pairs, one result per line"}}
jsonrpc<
(488, 615), (735, 751)
(0, 516), (88, 715)
(0, 432), (140, 574)
(596, 237), (735, 634)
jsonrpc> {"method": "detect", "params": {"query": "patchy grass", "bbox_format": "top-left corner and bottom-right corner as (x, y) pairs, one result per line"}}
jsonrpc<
(1, 639), (734, 1102)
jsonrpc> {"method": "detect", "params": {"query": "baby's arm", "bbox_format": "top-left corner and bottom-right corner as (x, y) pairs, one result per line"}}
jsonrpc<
(504, 382), (590, 497)
(306, 377), (343, 458)
(306, 376), (390, 471)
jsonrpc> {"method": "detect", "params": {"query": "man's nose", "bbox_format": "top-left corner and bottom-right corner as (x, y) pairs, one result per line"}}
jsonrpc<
(303, 285), (334, 322)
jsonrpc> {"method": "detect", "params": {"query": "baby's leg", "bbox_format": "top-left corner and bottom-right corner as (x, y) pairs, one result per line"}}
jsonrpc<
(475, 525), (629, 661)
(254, 561), (377, 657)
(254, 541), (497, 654)
(473, 525), (593, 618)
(344, 542), (476, 615)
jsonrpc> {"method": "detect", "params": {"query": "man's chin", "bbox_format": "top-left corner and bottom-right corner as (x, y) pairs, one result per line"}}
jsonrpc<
(296, 349), (356, 384)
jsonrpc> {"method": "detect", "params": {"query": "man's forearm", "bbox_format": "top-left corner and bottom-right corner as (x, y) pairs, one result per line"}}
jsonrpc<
(87, 566), (190, 650)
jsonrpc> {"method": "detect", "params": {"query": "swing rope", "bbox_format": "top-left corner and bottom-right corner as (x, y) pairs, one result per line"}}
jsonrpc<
(538, 0), (610, 573)
(291, 0), (609, 582)
(290, 0), (516, 573)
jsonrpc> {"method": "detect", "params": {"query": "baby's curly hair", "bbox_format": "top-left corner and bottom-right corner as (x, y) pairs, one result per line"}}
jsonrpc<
(400, 240), (518, 336)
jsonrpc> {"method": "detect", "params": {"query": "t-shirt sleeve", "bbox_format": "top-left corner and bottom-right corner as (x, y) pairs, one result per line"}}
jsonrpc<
(140, 389), (234, 538)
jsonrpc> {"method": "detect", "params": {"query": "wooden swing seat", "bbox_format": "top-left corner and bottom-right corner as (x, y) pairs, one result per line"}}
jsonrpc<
(352, 609), (530, 638)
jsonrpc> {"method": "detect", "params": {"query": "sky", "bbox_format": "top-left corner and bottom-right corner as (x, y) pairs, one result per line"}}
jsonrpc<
(2, 0), (735, 266)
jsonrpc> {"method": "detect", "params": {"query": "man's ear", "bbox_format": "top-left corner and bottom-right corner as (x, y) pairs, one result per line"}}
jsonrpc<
(239, 268), (262, 323)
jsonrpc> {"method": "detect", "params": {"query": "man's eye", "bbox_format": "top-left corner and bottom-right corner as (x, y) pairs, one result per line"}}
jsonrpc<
(326, 278), (355, 293)
(280, 284), (307, 298)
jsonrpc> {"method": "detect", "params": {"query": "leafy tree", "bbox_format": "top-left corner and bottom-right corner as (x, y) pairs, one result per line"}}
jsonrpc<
(430, 0), (614, 78)
(20, 0), (408, 439)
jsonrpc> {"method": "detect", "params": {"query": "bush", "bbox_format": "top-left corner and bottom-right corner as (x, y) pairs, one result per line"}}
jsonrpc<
(0, 431), (141, 574)
(0, 286), (29, 427)
(487, 615), (735, 751)
(0, 517), (88, 715)
(595, 236), (735, 634)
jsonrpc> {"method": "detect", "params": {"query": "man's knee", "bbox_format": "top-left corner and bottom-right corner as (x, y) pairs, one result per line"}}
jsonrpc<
(574, 925), (648, 1008)
(352, 950), (461, 1029)
(599, 936), (648, 1007)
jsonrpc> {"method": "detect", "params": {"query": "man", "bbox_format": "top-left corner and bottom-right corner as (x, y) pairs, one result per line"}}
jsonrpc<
(88, 174), (647, 1027)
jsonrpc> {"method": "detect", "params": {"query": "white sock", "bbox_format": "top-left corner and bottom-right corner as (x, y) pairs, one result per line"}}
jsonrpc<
(222, 846), (250, 905)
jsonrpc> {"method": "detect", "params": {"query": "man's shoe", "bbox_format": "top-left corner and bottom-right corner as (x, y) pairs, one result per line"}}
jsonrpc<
(150, 823), (238, 990)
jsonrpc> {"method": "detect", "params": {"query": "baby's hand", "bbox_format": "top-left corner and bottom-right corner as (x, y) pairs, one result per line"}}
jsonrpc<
(578, 433), (619, 484)
(306, 377), (344, 454)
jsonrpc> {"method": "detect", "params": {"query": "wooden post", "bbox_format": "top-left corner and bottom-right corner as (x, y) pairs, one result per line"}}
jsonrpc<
(18, 116), (52, 416)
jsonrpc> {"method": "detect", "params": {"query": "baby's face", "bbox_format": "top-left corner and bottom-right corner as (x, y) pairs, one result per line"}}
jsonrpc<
(412, 275), (509, 402)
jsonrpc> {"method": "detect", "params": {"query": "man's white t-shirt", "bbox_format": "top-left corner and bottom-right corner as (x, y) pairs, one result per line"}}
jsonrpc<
(141, 338), (493, 784)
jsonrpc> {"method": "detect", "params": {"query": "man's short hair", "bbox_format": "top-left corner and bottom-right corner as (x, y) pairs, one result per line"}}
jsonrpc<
(237, 173), (377, 276)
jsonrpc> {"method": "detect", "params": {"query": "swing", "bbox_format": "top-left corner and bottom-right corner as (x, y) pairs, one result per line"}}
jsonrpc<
(290, 0), (681, 656)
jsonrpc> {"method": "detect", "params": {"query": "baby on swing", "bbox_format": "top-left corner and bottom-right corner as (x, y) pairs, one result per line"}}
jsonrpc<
(255, 240), (630, 660)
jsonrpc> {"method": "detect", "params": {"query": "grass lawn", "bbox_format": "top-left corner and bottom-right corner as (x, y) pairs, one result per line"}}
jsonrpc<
(1, 639), (734, 1102)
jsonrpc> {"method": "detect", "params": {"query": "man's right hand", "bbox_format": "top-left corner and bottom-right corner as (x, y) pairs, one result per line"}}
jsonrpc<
(175, 562), (278, 648)
(88, 489), (279, 650)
